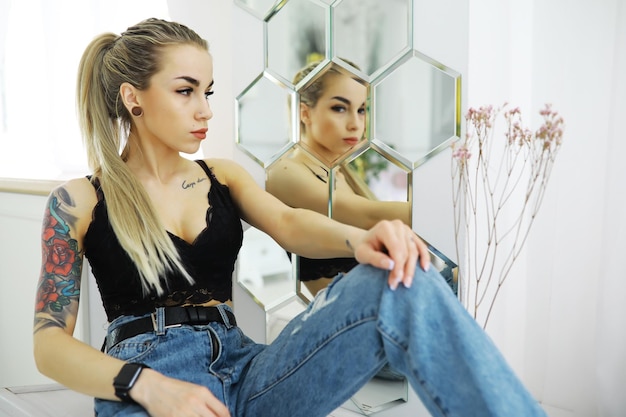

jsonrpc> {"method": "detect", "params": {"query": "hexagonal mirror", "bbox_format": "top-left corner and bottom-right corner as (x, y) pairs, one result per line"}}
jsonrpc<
(237, 226), (295, 311)
(235, 73), (295, 167)
(234, 0), (281, 19)
(373, 49), (460, 169)
(332, 0), (412, 77)
(266, 0), (329, 85)
(294, 61), (370, 167)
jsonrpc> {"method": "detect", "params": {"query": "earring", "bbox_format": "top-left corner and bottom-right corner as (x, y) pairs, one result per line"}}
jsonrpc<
(131, 106), (143, 117)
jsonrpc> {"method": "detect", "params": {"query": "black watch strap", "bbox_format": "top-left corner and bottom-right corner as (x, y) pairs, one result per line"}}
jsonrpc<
(113, 363), (150, 403)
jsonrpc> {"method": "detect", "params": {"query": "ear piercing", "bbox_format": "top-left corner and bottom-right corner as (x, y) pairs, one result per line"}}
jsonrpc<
(131, 106), (143, 117)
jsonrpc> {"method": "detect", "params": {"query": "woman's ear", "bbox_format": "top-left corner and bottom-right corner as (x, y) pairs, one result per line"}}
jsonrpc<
(299, 103), (311, 125)
(119, 82), (140, 113)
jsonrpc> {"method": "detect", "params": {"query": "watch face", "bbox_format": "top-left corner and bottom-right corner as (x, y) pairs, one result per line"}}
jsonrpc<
(114, 363), (146, 402)
(114, 364), (143, 387)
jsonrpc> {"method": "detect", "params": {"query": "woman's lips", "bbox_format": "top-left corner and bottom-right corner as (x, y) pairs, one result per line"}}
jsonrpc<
(192, 128), (208, 140)
(343, 137), (360, 146)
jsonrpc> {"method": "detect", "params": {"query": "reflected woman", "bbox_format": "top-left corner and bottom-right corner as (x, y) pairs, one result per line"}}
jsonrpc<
(267, 61), (411, 296)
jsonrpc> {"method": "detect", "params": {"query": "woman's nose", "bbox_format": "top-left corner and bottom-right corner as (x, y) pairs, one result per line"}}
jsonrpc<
(347, 112), (362, 131)
(197, 98), (213, 121)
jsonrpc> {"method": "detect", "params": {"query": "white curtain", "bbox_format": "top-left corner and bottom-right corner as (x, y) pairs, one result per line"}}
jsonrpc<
(595, 1), (626, 415)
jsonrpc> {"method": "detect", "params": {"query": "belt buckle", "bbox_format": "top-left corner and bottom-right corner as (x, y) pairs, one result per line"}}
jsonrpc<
(151, 311), (182, 332)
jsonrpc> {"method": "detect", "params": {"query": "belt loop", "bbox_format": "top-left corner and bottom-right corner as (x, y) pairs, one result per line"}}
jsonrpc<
(217, 305), (234, 329)
(152, 307), (166, 335)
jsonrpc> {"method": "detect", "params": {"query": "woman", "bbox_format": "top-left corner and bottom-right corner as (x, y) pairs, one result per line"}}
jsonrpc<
(33, 18), (545, 417)
(266, 61), (416, 296)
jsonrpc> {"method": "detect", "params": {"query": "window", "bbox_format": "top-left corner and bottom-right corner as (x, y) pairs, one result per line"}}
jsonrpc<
(0, 0), (202, 180)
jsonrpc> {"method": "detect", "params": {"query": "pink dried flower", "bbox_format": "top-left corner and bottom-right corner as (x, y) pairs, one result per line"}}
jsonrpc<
(452, 144), (472, 161)
(466, 105), (495, 130)
(535, 104), (564, 148)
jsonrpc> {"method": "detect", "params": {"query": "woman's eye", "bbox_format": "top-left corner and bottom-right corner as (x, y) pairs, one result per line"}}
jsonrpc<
(331, 105), (346, 113)
(178, 88), (193, 96)
(205, 91), (214, 100)
(358, 107), (366, 115)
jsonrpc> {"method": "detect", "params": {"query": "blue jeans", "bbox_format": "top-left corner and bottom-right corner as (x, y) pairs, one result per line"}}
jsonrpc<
(95, 264), (546, 417)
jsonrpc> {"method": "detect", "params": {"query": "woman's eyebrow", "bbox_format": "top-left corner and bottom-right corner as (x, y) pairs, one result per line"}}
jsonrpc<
(331, 96), (350, 105)
(175, 77), (215, 90)
(176, 76), (200, 86)
(331, 96), (365, 108)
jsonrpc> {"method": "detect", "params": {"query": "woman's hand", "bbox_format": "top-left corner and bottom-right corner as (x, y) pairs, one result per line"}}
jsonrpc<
(132, 369), (231, 417)
(353, 219), (430, 290)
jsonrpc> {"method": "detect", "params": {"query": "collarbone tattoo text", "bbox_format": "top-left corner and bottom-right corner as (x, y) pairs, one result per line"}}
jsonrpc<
(182, 177), (208, 190)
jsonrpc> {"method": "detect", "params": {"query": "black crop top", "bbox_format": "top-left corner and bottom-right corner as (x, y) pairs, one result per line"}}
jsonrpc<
(291, 253), (359, 282)
(84, 160), (243, 322)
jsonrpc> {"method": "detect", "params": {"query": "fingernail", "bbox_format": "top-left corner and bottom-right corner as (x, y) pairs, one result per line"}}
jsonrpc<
(387, 260), (395, 271)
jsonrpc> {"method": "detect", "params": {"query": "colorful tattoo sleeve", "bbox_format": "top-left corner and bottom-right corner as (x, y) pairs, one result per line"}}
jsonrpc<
(33, 188), (83, 333)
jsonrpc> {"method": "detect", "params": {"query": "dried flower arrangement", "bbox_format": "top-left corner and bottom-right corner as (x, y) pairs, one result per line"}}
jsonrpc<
(451, 103), (564, 328)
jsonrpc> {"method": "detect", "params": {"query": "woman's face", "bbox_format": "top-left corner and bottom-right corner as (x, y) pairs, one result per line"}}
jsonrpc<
(134, 44), (214, 155)
(300, 73), (367, 163)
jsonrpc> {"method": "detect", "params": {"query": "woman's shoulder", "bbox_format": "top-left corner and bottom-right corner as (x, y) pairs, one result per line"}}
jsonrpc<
(48, 177), (98, 218)
(45, 177), (99, 241)
(200, 158), (254, 186)
(266, 155), (320, 189)
(51, 177), (98, 201)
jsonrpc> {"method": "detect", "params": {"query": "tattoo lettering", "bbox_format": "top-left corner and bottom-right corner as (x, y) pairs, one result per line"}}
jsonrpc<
(34, 191), (82, 332)
(182, 177), (208, 190)
(346, 239), (354, 252)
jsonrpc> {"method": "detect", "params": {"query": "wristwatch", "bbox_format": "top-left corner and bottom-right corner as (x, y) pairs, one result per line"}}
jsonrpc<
(113, 363), (150, 403)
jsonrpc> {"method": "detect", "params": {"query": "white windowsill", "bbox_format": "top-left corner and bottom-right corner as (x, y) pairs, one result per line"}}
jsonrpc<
(0, 178), (62, 196)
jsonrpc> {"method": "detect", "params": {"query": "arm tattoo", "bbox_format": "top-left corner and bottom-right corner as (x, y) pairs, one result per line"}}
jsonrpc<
(345, 239), (354, 252)
(181, 177), (208, 190)
(33, 188), (83, 333)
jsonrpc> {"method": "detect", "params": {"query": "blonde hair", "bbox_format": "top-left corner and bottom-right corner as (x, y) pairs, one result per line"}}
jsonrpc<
(76, 18), (208, 295)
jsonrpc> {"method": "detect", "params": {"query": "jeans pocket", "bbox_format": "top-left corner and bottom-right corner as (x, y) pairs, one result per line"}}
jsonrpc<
(107, 332), (160, 363)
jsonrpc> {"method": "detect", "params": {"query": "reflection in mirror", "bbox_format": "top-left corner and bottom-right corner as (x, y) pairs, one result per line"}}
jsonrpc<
(342, 377), (409, 415)
(234, 0), (461, 414)
(281, 147), (413, 304)
(293, 61), (370, 166)
(266, 297), (307, 343)
(373, 50), (460, 168)
(237, 227), (295, 310)
(267, 0), (328, 84)
(266, 146), (360, 300)
(236, 73), (295, 167)
(332, 0), (411, 76)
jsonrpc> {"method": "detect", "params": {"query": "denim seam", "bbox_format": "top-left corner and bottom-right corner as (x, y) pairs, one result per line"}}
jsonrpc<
(246, 316), (377, 401)
(377, 325), (448, 417)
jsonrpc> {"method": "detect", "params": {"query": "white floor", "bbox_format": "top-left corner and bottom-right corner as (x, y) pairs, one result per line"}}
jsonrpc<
(0, 385), (93, 417)
(0, 385), (569, 417)
(0, 384), (365, 417)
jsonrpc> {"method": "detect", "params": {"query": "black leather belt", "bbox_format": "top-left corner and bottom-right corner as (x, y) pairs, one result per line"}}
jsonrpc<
(105, 306), (236, 352)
